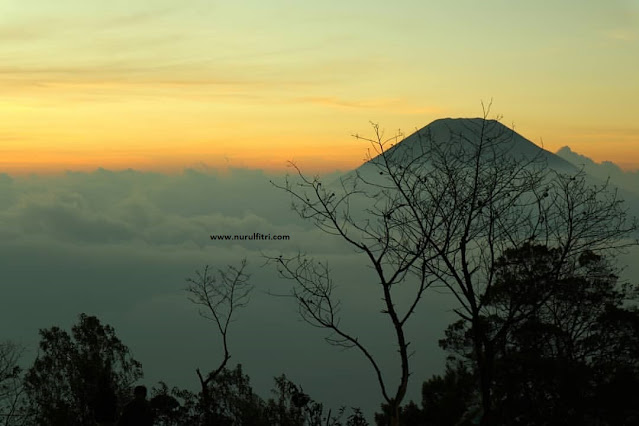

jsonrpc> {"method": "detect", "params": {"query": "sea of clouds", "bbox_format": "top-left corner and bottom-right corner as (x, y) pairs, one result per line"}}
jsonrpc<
(0, 166), (457, 417)
(1, 148), (637, 417)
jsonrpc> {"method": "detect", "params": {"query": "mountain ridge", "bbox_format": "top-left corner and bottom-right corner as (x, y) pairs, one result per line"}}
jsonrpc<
(357, 117), (578, 174)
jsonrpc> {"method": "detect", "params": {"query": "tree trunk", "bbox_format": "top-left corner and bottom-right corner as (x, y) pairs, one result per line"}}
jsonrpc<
(389, 401), (400, 426)
(197, 369), (213, 426)
(472, 320), (494, 426)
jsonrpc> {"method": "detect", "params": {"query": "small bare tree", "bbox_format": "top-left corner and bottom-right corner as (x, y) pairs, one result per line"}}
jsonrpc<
(185, 258), (252, 425)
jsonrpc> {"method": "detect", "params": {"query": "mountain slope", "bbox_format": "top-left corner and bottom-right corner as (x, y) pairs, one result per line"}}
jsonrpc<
(359, 117), (578, 174)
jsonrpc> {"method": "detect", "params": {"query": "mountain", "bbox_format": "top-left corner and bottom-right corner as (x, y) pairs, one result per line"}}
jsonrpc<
(358, 117), (578, 174)
(330, 118), (639, 233)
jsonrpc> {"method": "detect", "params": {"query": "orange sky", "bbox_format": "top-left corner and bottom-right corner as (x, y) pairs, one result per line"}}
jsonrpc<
(1, 0), (638, 175)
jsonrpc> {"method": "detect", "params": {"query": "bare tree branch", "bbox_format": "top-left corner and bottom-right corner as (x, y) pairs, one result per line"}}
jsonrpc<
(185, 258), (252, 424)
(0, 341), (30, 426)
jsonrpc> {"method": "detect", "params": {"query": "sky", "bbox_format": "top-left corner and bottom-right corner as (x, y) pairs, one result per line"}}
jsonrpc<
(1, 0), (638, 174)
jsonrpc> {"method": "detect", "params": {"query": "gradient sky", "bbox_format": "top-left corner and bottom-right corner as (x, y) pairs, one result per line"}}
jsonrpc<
(1, 0), (638, 174)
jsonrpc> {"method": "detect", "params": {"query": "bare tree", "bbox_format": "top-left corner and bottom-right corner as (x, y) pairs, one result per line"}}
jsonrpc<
(0, 341), (28, 426)
(397, 112), (637, 424)
(268, 102), (637, 425)
(267, 125), (443, 425)
(185, 258), (253, 425)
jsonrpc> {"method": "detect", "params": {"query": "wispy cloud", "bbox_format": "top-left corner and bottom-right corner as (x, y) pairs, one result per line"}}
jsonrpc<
(0, 24), (49, 42)
(100, 7), (179, 28)
(602, 28), (638, 41)
(562, 126), (639, 141)
(298, 96), (398, 109)
(297, 96), (445, 115)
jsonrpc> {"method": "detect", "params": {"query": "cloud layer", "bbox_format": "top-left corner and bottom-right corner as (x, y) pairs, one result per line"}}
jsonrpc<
(2, 160), (637, 418)
(556, 146), (639, 198)
(0, 167), (457, 418)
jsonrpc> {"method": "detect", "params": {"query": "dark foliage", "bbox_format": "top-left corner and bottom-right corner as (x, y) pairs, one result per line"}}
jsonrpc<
(23, 313), (143, 426)
(150, 382), (199, 426)
(149, 364), (368, 426)
(0, 341), (28, 425)
(375, 362), (477, 426)
(406, 245), (639, 425)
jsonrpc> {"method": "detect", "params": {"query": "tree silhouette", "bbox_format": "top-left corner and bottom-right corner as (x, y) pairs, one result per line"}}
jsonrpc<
(185, 258), (253, 425)
(23, 313), (142, 426)
(435, 245), (639, 424)
(147, 364), (366, 426)
(149, 381), (199, 426)
(269, 102), (637, 425)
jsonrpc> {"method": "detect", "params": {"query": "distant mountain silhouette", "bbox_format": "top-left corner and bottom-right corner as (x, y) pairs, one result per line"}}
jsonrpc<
(358, 117), (578, 174)
(555, 145), (639, 222)
(556, 146), (639, 197)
